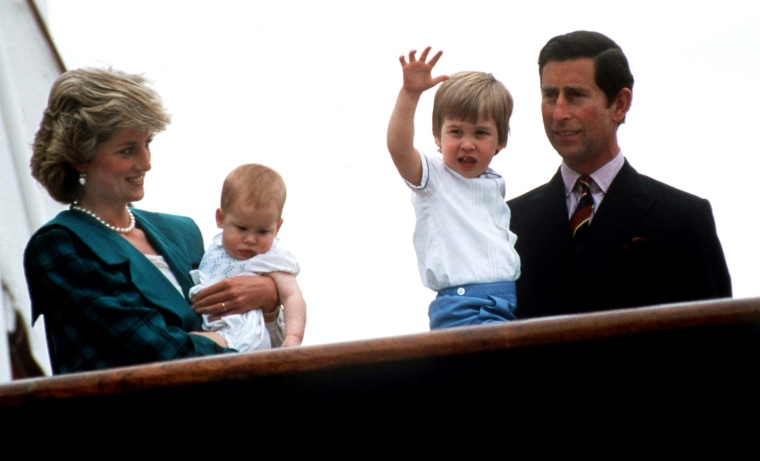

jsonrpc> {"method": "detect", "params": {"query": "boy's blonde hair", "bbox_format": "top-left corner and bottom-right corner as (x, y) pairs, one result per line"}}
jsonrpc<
(221, 163), (287, 215)
(432, 71), (513, 146)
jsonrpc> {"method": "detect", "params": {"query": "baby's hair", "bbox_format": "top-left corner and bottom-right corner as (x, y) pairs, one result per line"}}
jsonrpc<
(220, 163), (287, 216)
(432, 71), (513, 146)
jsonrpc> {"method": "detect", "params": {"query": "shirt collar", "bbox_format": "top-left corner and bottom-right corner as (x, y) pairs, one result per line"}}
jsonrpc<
(561, 150), (625, 197)
(479, 167), (501, 179)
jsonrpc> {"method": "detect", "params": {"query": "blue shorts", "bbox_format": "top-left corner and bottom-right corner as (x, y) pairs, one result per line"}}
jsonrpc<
(429, 281), (517, 330)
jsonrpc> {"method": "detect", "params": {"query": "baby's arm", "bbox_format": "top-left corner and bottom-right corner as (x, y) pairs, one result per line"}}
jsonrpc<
(266, 271), (306, 347)
(386, 47), (449, 186)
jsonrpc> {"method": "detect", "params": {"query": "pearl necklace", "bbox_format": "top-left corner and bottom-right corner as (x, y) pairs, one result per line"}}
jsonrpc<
(71, 203), (136, 233)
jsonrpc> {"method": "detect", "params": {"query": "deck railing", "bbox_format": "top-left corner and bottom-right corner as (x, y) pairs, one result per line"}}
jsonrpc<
(2, 297), (759, 423)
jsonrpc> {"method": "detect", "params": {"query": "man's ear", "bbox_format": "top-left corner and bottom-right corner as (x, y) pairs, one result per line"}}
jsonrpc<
(215, 208), (225, 229)
(611, 88), (633, 124)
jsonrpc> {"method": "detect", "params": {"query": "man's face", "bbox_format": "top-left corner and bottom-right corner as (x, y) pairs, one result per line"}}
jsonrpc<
(540, 57), (630, 173)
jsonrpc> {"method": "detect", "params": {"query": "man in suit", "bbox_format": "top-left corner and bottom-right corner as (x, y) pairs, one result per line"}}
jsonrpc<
(508, 30), (732, 318)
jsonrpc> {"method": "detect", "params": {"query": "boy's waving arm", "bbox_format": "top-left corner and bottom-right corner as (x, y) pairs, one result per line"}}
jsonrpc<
(386, 47), (449, 186)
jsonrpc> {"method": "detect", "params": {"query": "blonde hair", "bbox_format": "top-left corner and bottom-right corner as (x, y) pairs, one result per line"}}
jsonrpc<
(432, 71), (513, 146)
(221, 164), (287, 216)
(31, 67), (171, 204)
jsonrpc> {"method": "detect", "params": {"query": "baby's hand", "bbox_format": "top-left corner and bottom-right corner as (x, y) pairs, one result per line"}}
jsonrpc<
(282, 335), (302, 347)
(399, 46), (449, 94)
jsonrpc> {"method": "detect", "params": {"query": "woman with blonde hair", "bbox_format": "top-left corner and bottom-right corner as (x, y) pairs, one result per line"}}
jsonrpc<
(25, 68), (282, 374)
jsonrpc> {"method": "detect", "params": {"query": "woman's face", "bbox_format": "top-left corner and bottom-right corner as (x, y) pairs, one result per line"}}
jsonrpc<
(79, 127), (152, 208)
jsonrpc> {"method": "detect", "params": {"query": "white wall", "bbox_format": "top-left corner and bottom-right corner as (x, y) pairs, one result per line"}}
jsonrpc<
(0, 0), (64, 379)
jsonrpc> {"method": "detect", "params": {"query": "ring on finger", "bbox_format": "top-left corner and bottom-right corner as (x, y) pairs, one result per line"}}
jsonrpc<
(222, 302), (227, 312)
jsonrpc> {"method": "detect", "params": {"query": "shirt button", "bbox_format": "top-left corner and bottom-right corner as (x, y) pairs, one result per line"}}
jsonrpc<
(457, 287), (466, 296)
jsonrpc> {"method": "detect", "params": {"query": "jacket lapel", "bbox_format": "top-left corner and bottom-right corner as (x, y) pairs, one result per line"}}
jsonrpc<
(133, 209), (196, 300)
(588, 161), (655, 243)
(516, 169), (575, 254)
(54, 210), (193, 320)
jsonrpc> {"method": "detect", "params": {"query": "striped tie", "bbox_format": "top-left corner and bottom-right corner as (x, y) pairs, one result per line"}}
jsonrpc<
(570, 175), (594, 241)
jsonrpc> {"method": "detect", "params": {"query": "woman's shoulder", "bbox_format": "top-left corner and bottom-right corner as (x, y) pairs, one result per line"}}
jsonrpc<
(26, 216), (76, 253)
(132, 208), (204, 257)
(131, 208), (197, 228)
(24, 211), (101, 270)
(132, 208), (201, 238)
(27, 210), (85, 248)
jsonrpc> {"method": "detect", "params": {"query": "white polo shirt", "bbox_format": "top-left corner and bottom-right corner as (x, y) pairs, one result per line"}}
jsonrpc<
(407, 152), (521, 291)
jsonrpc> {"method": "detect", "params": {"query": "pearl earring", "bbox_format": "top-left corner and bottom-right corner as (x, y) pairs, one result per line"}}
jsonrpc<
(79, 173), (86, 186)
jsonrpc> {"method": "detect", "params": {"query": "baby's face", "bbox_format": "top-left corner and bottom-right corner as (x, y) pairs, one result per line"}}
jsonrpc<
(216, 203), (282, 260)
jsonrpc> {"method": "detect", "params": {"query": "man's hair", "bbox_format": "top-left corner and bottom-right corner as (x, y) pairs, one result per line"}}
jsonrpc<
(31, 67), (171, 204)
(432, 71), (513, 146)
(221, 163), (287, 216)
(538, 30), (634, 107)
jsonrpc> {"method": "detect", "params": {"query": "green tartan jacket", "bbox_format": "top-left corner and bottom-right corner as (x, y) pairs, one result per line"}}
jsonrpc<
(24, 208), (232, 375)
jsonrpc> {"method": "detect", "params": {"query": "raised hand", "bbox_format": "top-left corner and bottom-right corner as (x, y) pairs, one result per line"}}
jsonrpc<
(387, 46), (448, 185)
(399, 46), (449, 94)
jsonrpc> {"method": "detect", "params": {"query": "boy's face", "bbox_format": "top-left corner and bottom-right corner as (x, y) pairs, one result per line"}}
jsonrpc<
(434, 117), (506, 178)
(216, 202), (282, 260)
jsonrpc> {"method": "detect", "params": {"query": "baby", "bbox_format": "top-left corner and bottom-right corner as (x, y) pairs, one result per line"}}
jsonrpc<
(190, 163), (306, 349)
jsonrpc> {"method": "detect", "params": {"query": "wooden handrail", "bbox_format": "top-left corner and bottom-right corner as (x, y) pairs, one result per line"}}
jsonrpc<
(1, 296), (757, 408)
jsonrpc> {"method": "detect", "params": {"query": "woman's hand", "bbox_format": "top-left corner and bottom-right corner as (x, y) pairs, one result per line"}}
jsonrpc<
(191, 275), (279, 321)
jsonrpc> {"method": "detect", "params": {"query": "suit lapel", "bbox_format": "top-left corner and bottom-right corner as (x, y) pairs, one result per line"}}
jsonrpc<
(133, 209), (196, 300)
(515, 169), (575, 253)
(588, 161), (656, 242)
(512, 162), (658, 252)
(54, 210), (193, 319)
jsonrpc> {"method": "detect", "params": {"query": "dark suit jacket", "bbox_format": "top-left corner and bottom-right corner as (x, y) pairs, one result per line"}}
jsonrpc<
(24, 208), (231, 375)
(507, 161), (732, 318)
